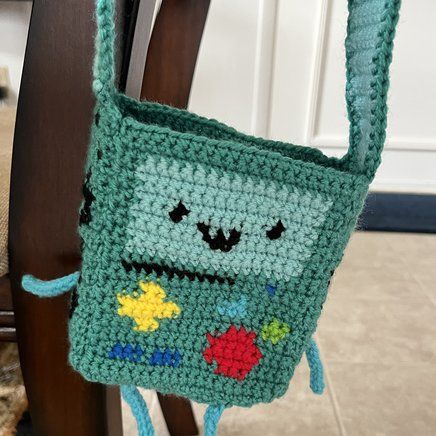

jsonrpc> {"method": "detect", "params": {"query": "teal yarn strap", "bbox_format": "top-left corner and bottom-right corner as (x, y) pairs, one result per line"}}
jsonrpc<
(343, 0), (401, 179)
(121, 385), (155, 436)
(306, 338), (325, 395)
(22, 271), (80, 297)
(204, 405), (225, 436)
(93, 0), (116, 99)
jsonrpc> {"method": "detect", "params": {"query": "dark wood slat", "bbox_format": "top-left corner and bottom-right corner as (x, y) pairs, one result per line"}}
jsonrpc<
(0, 327), (16, 342)
(104, 386), (123, 436)
(141, 0), (211, 107)
(0, 275), (13, 311)
(8, 0), (130, 434)
(0, 310), (14, 327)
(157, 394), (199, 436)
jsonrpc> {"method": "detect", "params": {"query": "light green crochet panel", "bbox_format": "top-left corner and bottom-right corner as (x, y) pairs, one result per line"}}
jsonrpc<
(125, 155), (333, 281)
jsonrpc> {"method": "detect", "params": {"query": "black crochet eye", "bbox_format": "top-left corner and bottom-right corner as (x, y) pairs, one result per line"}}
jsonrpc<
(169, 201), (190, 223)
(95, 112), (100, 126)
(266, 220), (285, 240)
(79, 171), (95, 225)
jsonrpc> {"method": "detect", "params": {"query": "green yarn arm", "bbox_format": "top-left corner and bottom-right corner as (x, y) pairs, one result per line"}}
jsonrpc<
(342, 0), (401, 180)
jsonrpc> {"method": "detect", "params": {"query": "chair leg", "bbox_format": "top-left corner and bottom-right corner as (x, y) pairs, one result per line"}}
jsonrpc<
(8, 0), (130, 434)
(157, 393), (199, 436)
(141, 0), (211, 107)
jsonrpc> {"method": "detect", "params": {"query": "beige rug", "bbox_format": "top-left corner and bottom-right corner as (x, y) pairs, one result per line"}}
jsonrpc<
(0, 343), (27, 436)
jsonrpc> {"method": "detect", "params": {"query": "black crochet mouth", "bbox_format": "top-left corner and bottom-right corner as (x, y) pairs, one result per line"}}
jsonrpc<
(121, 259), (235, 285)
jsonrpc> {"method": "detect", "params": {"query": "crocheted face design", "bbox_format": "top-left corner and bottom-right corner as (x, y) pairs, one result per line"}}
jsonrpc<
(124, 156), (332, 282)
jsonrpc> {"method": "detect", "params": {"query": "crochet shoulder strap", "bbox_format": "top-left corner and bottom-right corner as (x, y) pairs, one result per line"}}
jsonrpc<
(93, 0), (116, 101)
(92, 0), (400, 177)
(343, 0), (400, 180)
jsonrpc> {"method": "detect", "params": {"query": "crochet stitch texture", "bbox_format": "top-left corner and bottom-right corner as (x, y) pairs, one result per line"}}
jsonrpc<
(68, 0), (400, 408)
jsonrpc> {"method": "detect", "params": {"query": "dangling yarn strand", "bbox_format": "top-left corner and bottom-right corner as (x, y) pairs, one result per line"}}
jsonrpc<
(306, 338), (325, 394)
(22, 271), (80, 297)
(121, 385), (155, 436)
(204, 404), (225, 436)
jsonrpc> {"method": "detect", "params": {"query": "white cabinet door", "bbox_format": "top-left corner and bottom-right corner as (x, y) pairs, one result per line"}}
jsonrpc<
(270, 0), (436, 193)
(189, 0), (277, 136)
(190, 0), (436, 194)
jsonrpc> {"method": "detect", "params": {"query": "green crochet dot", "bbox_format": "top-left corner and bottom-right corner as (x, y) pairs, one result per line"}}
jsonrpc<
(261, 318), (291, 345)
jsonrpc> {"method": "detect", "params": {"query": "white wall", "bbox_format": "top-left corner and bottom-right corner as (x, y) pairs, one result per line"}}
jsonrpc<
(190, 0), (436, 194)
(189, 0), (277, 137)
(0, 2), (32, 103)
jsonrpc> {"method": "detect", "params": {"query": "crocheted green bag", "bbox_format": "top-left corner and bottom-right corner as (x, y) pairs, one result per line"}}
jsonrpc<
(22, 0), (401, 434)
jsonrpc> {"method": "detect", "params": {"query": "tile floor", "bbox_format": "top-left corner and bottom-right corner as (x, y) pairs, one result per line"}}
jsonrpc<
(122, 231), (436, 436)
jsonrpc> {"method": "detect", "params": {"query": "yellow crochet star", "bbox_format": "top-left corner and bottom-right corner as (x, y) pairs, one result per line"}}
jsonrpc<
(117, 281), (181, 332)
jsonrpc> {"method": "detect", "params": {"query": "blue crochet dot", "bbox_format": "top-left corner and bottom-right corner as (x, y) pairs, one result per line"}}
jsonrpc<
(217, 296), (247, 318)
(173, 349), (182, 367)
(134, 345), (143, 362)
(149, 349), (163, 365)
(109, 343), (124, 359)
(228, 308), (237, 317)
(217, 306), (225, 316)
(163, 349), (172, 365)
(266, 284), (276, 297)
(124, 344), (135, 360)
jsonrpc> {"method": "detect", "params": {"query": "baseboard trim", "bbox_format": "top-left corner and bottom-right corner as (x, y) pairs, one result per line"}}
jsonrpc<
(358, 193), (436, 233)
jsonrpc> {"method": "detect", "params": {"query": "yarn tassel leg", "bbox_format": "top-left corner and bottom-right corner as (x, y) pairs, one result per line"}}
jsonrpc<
(204, 404), (225, 436)
(22, 271), (80, 297)
(306, 338), (325, 394)
(121, 385), (154, 436)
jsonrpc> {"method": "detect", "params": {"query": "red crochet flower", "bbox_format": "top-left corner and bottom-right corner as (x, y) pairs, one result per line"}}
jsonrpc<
(203, 325), (263, 381)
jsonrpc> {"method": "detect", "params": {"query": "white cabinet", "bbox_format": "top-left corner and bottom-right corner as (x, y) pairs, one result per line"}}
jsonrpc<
(189, 0), (436, 194)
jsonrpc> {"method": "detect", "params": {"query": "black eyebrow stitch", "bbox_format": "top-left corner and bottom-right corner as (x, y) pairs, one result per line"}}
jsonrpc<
(79, 171), (95, 225)
(266, 220), (286, 240)
(169, 201), (190, 223)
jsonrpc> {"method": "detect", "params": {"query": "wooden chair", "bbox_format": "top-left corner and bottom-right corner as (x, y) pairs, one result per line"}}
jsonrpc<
(0, 276), (14, 341)
(8, 0), (209, 434)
